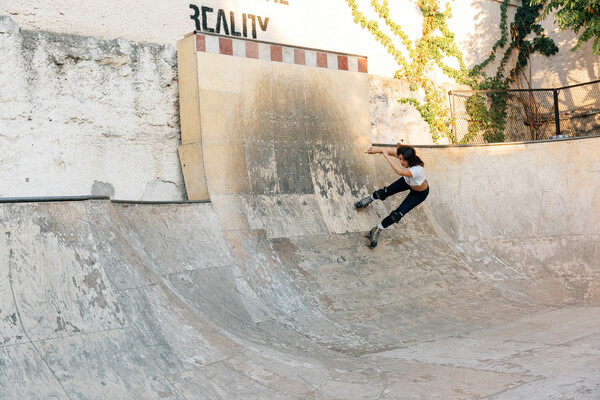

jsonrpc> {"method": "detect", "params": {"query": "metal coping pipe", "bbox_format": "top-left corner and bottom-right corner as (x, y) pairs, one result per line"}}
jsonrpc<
(111, 200), (210, 205)
(3, 135), (598, 203)
(0, 196), (211, 205)
(449, 79), (600, 94)
(189, 30), (369, 59)
(373, 133), (600, 149)
(0, 195), (110, 204)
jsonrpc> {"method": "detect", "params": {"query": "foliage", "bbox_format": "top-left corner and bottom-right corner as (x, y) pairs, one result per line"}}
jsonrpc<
(464, 0), (558, 143)
(463, 94), (487, 143)
(346, 0), (473, 142)
(470, 0), (511, 77)
(345, 0), (559, 144)
(532, 0), (600, 54)
(492, 0), (559, 83)
(399, 97), (450, 142)
(467, 91), (509, 143)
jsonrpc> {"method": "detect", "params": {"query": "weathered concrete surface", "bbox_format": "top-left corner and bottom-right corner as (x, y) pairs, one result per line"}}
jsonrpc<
(0, 17), (441, 202)
(0, 135), (598, 399)
(3, 1), (600, 85)
(0, 16), (185, 200)
(1, 17), (599, 398)
(369, 75), (434, 145)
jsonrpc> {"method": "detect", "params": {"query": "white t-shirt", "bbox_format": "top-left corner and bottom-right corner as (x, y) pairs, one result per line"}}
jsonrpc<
(404, 165), (426, 186)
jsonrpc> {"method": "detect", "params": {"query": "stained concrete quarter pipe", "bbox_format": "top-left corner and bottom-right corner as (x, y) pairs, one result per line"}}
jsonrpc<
(1, 33), (599, 400)
(1, 138), (599, 399)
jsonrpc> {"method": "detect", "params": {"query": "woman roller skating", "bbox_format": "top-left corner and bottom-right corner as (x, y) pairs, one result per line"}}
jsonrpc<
(355, 144), (429, 248)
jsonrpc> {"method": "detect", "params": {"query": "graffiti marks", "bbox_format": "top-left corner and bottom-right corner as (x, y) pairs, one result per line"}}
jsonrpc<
(190, 4), (271, 39)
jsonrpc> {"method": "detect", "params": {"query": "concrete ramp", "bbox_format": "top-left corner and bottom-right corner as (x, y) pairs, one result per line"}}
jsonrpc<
(0, 136), (599, 399)
(1, 33), (599, 399)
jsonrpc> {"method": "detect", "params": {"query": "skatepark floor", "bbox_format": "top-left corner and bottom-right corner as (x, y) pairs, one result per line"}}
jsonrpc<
(1, 136), (599, 399)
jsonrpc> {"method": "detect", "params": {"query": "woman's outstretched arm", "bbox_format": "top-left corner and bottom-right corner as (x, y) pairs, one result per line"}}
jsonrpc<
(381, 151), (412, 177)
(365, 146), (397, 158)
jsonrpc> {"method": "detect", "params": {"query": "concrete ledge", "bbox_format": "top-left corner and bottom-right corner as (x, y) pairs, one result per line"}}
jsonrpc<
(0, 196), (110, 203)
(0, 196), (210, 204)
(192, 31), (368, 73)
(374, 133), (600, 148)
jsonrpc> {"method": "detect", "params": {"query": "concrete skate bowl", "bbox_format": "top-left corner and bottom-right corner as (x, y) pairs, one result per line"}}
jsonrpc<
(1, 134), (599, 399)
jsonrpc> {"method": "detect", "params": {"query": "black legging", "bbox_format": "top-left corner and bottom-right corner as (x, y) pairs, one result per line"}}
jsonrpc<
(376, 178), (429, 228)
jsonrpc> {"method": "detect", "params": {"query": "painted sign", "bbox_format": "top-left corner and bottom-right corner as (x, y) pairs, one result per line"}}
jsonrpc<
(182, 1), (400, 76)
(189, 5), (269, 39)
(189, 1), (290, 39)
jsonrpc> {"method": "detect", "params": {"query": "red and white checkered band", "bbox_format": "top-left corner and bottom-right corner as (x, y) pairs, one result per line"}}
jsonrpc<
(195, 33), (368, 74)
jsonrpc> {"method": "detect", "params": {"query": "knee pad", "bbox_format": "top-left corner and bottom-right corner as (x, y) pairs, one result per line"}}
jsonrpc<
(390, 210), (404, 223)
(373, 188), (388, 201)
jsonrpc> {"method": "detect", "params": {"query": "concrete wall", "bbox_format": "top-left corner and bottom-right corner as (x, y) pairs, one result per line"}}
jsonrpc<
(0, 100), (597, 399)
(368, 75), (431, 145)
(190, 35), (378, 234)
(1, 0), (598, 86)
(0, 17), (428, 200)
(440, 0), (600, 88)
(0, 16), (186, 200)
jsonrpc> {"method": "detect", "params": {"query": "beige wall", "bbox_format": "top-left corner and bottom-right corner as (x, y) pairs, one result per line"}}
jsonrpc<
(0, 15), (427, 201)
(0, 16), (185, 200)
(368, 75), (433, 145)
(1, 0), (598, 86)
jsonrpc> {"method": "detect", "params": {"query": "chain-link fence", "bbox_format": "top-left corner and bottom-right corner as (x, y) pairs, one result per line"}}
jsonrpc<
(448, 80), (600, 144)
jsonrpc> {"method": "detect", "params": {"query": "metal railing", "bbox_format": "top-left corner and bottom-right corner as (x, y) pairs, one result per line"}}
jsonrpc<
(448, 80), (600, 144)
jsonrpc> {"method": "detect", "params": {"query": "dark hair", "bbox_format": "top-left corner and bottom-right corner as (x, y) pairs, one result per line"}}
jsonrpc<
(396, 145), (424, 167)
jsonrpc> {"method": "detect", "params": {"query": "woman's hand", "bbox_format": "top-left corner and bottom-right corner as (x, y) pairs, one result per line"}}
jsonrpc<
(365, 146), (383, 154)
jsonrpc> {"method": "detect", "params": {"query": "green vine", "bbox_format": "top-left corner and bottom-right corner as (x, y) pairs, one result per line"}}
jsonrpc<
(463, 91), (508, 143)
(345, 0), (559, 144)
(346, 0), (473, 142)
(491, 0), (558, 83)
(466, 0), (558, 143)
(470, 0), (510, 76)
(532, 0), (600, 54)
